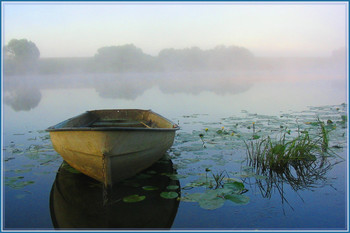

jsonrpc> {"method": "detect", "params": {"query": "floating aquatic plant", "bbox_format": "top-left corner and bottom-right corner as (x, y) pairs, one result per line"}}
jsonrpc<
(181, 180), (249, 210)
(122, 194), (146, 203)
(142, 185), (159, 191)
(160, 191), (179, 199)
(180, 168), (249, 210)
(166, 185), (179, 190)
(5, 176), (35, 190)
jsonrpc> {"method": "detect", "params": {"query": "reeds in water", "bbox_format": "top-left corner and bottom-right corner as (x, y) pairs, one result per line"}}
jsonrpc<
(245, 119), (334, 173)
(244, 120), (342, 210)
(245, 132), (321, 174)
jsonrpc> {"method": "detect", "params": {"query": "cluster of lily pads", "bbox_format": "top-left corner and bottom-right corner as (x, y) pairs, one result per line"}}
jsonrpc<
(4, 129), (61, 193)
(180, 174), (250, 210)
(122, 183), (180, 203)
(167, 103), (347, 210)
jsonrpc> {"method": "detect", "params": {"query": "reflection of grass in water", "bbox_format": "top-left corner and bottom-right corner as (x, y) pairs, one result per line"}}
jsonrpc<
(244, 121), (343, 210)
(211, 171), (226, 189)
(246, 154), (340, 212)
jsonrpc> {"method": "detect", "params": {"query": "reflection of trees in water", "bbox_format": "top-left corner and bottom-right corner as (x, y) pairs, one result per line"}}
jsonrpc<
(3, 72), (254, 107)
(94, 75), (156, 100)
(157, 72), (254, 95)
(4, 86), (42, 111)
(157, 76), (253, 95)
(94, 72), (253, 100)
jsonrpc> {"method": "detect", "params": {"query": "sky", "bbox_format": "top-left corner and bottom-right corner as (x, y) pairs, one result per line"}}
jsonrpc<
(2, 2), (348, 58)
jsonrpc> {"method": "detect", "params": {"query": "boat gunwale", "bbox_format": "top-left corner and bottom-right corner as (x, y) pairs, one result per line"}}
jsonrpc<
(46, 126), (179, 132)
(45, 109), (180, 132)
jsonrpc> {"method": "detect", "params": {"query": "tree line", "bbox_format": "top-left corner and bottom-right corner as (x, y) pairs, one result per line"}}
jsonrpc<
(3, 38), (256, 75)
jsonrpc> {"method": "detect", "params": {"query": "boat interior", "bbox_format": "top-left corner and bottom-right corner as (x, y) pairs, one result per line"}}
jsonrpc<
(90, 119), (154, 128)
(50, 109), (177, 130)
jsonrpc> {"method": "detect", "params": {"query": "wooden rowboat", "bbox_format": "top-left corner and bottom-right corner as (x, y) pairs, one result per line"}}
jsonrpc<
(46, 109), (179, 186)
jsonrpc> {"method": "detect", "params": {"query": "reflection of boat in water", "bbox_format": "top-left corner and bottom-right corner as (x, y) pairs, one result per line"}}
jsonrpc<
(50, 157), (180, 229)
(46, 109), (179, 186)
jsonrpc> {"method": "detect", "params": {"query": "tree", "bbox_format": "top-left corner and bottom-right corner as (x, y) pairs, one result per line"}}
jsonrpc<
(94, 44), (157, 72)
(205, 45), (255, 70)
(158, 47), (205, 71)
(158, 45), (255, 71)
(4, 39), (40, 74)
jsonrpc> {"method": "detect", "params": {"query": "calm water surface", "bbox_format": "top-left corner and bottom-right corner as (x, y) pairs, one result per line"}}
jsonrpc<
(2, 72), (348, 230)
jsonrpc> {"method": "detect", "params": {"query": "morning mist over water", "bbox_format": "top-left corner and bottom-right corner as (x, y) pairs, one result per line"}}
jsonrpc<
(3, 43), (347, 114)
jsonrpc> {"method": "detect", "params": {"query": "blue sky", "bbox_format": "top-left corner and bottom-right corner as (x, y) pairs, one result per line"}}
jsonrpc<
(2, 2), (348, 57)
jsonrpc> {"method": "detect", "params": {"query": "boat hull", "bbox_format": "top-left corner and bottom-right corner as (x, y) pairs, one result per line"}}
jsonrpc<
(47, 109), (179, 186)
(49, 129), (176, 186)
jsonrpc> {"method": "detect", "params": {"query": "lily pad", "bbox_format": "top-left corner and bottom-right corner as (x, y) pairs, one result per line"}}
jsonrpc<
(11, 148), (23, 154)
(6, 180), (35, 189)
(166, 185), (179, 190)
(224, 194), (250, 205)
(142, 185), (159, 191)
(13, 169), (32, 174)
(160, 191), (179, 199)
(216, 130), (229, 135)
(224, 181), (244, 192)
(180, 193), (202, 202)
(5, 176), (24, 183)
(25, 153), (40, 160)
(200, 189), (222, 199)
(198, 197), (225, 210)
(123, 194), (146, 203)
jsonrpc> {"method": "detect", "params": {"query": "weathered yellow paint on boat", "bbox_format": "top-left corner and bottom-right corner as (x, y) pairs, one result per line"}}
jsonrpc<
(47, 109), (179, 186)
